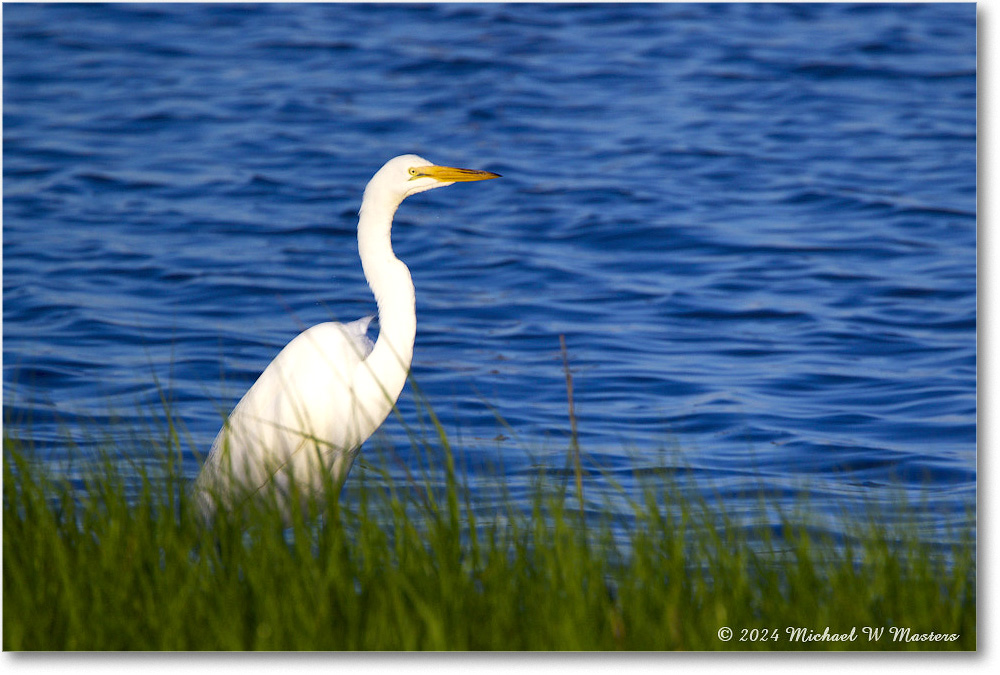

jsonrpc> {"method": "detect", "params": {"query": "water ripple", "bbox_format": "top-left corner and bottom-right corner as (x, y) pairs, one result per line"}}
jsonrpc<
(3, 3), (975, 538)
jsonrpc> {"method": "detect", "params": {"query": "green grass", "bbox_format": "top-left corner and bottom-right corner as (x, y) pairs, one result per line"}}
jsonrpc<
(2, 408), (976, 651)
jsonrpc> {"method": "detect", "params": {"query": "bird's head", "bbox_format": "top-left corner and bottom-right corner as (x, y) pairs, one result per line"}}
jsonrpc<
(369, 154), (501, 202)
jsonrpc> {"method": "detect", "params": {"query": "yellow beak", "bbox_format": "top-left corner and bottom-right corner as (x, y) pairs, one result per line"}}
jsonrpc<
(410, 165), (501, 182)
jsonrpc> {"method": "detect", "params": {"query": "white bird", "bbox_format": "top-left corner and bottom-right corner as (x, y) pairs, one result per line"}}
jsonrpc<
(194, 155), (500, 519)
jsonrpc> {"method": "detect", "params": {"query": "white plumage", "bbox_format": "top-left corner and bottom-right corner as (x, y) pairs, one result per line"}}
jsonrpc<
(194, 155), (499, 519)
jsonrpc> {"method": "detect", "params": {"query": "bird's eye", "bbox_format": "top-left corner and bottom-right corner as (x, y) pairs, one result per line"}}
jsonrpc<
(408, 168), (417, 176)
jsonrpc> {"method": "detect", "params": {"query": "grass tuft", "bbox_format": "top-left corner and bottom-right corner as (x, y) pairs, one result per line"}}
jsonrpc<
(2, 404), (976, 650)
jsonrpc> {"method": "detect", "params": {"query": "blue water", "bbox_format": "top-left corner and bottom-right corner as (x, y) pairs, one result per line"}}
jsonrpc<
(3, 3), (976, 539)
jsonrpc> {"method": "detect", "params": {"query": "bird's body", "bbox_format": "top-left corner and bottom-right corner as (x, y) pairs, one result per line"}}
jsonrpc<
(194, 155), (499, 519)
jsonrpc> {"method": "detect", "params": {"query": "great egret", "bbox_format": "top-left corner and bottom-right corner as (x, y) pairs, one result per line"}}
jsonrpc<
(194, 155), (500, 518)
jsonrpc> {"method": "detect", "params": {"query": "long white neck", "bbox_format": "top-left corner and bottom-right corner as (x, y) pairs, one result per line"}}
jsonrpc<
(354, 185), (416, 424)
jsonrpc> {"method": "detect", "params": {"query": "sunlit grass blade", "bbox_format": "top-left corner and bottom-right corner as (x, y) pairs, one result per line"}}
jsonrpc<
(2, 394), (976, 650)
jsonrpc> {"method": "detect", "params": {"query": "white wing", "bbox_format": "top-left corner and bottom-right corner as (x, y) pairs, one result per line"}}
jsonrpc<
(196, 316), (375, 514)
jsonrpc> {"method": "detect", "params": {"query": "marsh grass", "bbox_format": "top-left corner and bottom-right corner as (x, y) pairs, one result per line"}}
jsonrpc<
(3, 397), (976, 651)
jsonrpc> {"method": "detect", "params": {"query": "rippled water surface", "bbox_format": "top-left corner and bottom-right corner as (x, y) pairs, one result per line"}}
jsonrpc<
(3, 3), (976, 537)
